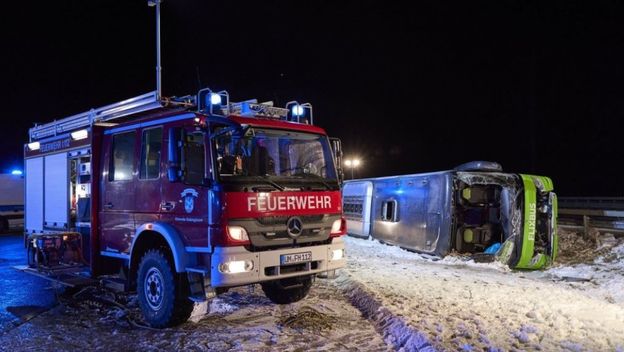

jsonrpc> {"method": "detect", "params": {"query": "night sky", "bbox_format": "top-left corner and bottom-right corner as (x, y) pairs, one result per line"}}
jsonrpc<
(2, 1), (624, 196)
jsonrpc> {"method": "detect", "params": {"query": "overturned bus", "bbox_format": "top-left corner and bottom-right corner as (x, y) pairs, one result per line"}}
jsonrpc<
(342, 161), (557, 269)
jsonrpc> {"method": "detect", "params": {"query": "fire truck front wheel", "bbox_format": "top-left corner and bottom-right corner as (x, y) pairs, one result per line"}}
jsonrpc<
(261, 275), (313, 304)
(137, 249), (194, 328)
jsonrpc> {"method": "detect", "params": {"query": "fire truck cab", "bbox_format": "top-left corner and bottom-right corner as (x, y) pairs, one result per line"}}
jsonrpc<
(21, 89), (347, 327)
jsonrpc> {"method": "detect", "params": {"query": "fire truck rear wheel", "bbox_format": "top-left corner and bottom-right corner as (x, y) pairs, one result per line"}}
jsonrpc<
(261, 275), (313, 304)
(137, 249), (194, 328)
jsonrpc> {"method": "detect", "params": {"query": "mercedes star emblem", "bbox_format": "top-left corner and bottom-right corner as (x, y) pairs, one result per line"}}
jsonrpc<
(286, 217), (303, 238)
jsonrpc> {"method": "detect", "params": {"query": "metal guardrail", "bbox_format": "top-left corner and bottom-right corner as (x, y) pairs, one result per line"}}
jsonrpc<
(558, 197), (624, 210)
(558, 197), (624, 237)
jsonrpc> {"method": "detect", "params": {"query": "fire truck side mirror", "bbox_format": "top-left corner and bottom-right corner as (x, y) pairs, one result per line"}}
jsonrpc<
(167, 127), (184, 182)
(329, 137), (344, 185)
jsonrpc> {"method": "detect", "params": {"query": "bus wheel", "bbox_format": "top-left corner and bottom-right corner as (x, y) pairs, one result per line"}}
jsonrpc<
(137, 249), (194, 327)
(261, 275), (312, 304)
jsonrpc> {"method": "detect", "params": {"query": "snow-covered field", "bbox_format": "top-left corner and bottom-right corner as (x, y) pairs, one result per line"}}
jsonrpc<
(1, 230), (623, 351)
(339, 234), (624, 351)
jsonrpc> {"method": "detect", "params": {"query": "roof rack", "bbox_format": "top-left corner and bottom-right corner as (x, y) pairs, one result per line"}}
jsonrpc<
(228, 100), (290, 119)
(29, 91), (163, 141)
(29, 88), (316, 141)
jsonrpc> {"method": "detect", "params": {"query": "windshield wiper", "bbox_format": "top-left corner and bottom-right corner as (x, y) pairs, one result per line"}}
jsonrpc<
(252, 176), (284, 191)
(294, 173), (335, 190)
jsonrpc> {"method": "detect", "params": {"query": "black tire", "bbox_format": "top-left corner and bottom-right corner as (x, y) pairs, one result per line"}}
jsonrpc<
(137, 249), (194, 328)
(261, 275), (313, 304)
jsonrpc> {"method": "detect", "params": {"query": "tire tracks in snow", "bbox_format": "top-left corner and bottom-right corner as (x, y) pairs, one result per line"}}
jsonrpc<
(335, 275), (436, 352)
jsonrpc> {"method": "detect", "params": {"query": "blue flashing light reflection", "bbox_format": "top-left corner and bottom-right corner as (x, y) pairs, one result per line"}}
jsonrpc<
(210, 93), (222, 105)
(11, 170), (23, 176)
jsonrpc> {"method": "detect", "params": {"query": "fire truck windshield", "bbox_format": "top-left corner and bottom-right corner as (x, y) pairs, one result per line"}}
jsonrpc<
(214, 127), (338, 187)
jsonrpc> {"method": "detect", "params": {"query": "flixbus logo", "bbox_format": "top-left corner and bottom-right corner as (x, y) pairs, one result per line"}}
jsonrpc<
(527, 202), (536, 242)
(247, 195), (332, 212)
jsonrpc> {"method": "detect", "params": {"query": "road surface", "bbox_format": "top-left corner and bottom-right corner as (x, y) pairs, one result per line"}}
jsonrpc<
(0, 234), (57, 334)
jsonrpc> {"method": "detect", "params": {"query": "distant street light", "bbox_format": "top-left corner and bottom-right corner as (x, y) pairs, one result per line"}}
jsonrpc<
(344, 158), (361, 180)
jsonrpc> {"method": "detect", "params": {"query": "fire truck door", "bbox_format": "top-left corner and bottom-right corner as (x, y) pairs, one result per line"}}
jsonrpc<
(101, 131), (138, 254)
(160, 126), (210, 248)
(134, 127), (164, 224)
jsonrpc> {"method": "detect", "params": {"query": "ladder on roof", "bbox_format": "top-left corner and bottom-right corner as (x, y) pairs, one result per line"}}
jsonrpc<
(29, 91), (164, 141)
(29, 89), (315, 142)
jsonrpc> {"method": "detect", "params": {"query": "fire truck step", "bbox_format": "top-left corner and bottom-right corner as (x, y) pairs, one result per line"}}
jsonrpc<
(185, 266), (210, 275)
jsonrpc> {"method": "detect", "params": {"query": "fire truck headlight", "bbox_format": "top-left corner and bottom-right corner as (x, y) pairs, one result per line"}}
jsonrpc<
(28, 142), (41, 151)
(219, 260), (254, 274)
(330, 219), (342, 233)
(210, 93), (222, 105)
(330, 218), (347, 235)
(331, 249), (344, 261)
(226, 225), (249, 242)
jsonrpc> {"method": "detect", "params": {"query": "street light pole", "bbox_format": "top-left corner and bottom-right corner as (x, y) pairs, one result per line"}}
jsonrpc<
(156, 0), (161, 100)
(344, 160), (352, 179)
(352, 159), (360, 179)
(148, 0), (163, 100)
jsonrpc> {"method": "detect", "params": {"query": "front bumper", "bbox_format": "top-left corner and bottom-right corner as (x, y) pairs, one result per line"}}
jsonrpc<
(210, 237), (346, 287)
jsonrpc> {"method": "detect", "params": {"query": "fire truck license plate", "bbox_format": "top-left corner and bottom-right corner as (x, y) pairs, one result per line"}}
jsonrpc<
(280, 251), (312, 265)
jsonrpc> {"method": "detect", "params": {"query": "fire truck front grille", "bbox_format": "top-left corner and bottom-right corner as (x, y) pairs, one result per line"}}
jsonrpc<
(257, 214), (326, 226)
(262, 229), (321, 239)
(229, 214), (341, 251)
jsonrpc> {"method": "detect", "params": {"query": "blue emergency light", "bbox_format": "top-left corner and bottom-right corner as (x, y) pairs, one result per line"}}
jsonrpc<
(210, 93), (222, 105)
(285, 101), (313, 124)
(197, 88), (229, 115)
(291, 104), (304, 117)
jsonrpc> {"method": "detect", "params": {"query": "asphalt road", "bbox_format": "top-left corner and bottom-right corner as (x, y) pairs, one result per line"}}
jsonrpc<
(0, 234), (57, 334)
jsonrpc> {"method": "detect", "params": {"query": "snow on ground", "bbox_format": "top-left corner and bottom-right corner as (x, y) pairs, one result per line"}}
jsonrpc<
(337, 235), (624, 351)
(0, 279), (390, 352)
(537, 235), (624, 307)
(2, 230), (624, 351)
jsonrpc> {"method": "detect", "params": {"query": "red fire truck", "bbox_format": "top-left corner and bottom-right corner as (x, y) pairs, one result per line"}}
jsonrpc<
(20, 89), (347, 327)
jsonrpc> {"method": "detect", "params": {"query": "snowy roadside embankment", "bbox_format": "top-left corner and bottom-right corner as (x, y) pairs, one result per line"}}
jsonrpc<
(539, 233), (624, 307)
(336, 235), (624, 351)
